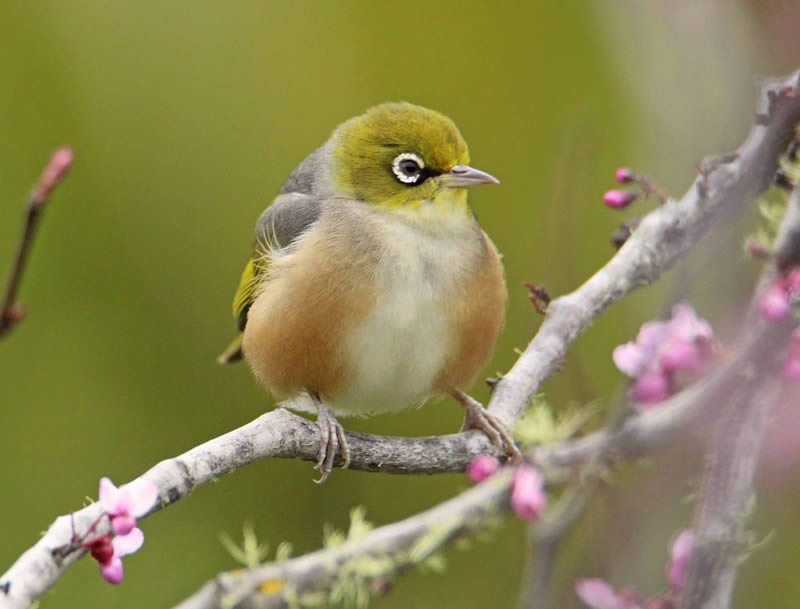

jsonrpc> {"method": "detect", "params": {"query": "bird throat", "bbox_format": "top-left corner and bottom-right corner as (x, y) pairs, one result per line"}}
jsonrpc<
(385, 187), (473, 230)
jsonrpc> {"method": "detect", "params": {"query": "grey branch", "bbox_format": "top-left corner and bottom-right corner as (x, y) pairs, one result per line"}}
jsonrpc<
(680, 186), (800, 609)
(488, 71), (800, 427)
(522, 482), (596, 609)
(174, 470), (516, 609)
(1, 70), (799, 609)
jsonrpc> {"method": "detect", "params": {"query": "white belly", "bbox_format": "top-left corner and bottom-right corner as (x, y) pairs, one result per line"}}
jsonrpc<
(281, 203), (481, 417)
(333, 267), (452, 415)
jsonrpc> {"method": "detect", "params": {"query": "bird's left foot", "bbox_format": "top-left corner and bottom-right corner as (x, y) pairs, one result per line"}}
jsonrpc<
(452, 390), (522, 460)
(311, 396), (351, 484)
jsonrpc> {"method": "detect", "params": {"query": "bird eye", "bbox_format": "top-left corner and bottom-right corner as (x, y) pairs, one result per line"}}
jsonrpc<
(391, 153), (425, 185)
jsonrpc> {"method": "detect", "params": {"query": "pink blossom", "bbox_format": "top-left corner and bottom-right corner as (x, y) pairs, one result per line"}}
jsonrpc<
(615, 168), (636, 184)
(659, 341), (701, 374)
(99, 477), (158, 536)
(661, 304), (713, 374)
(613, 321), (669, 377)
(783, 357), (800, 381)
(576, 579), (641, 609)
(670, 303), (713, 343)
(604, 190), (638, 209)
(758, 283), (791, 321)
(89, 528), (144, 585)
(667, 529), (694, 593)
(510, 465), (547, 521)
(630, 372), (670, 405)
(613, 304), (714, 406)
(466, 455), (499, 483)
(613, 343), (647, 378)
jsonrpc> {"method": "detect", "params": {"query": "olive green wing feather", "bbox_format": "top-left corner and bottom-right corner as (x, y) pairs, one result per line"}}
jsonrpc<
(218, 193), (323, 365)
(216, 259), (259, 364)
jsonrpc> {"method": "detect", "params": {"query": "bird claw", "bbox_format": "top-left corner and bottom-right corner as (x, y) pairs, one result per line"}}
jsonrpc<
(454, 390), (522, 461)
(312, 401), (351, 484)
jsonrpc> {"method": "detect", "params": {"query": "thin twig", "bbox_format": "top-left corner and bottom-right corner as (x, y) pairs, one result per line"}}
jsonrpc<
(0, 148), (73, 339)
(523, 482), (595, 609)
(521, 389), (631, 609)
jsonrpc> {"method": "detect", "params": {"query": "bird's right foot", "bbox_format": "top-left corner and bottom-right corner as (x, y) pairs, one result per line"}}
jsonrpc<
(311, 397), (351, 484)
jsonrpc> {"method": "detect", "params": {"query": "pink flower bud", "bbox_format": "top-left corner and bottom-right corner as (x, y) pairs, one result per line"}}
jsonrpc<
(88, 536), (114, 565)
(510, 465), (547, 521)
(100, 558), (124, 585)
(631, 371), (669, 406)
(615, 168), (636, 183)
(668, 529), (694, 593)
(783, 357), (800, 381)
(758, 283), (791, 321)
(746, 240), (769, 259)
(466, 455), (499, 483)
(34, 147), (74, 201)
(603, 190), (638, 209)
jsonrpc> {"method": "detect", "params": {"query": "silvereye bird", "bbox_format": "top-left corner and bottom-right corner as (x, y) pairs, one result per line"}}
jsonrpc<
(219, 102), (518, 482)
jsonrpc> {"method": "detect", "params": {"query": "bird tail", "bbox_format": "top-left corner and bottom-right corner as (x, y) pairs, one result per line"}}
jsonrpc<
(217, 334), (244, 365)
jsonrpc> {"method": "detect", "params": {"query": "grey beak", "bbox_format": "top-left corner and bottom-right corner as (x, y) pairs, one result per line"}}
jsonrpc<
(441, 165), (500, 187)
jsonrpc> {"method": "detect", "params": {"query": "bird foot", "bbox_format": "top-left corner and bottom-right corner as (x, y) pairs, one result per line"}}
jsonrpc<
(452, 390), (522, 461)
(312, 399), (351, 484)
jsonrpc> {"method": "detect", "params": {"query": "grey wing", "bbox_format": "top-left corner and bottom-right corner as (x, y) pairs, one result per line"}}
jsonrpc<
(224, 192), (323, 358)
(279, 145), (330, 195)
(220, 152), (328, 366)
(253, 192), (324, 256)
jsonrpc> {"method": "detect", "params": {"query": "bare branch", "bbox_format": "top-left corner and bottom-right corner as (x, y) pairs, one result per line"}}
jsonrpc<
(0, 148), (73, 339)
(488, 70), (800, 427)
(522, 483), (595, 609)
(680, 186), (800, 609)
(1, 70), (799, 609)
(521, 391), (634, 609)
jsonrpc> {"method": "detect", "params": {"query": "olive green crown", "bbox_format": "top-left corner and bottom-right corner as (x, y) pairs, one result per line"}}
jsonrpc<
(331, 102), (470, 207)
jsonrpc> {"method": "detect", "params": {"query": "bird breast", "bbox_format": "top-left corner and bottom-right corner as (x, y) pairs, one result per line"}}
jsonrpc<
(244, 201), (506, 417)
(333, 210), (479, 413)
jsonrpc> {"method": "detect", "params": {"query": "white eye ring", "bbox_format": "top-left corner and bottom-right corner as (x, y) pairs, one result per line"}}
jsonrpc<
(392, 152), (425, 184)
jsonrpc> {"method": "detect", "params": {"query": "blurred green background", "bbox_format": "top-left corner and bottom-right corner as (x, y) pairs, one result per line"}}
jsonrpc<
(1, 1), (799, 608)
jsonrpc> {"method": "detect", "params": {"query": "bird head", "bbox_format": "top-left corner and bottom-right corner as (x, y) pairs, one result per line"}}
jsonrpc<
(330, 102), (498, 210)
